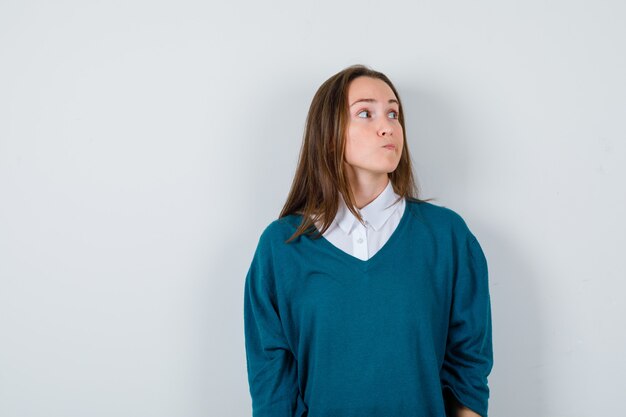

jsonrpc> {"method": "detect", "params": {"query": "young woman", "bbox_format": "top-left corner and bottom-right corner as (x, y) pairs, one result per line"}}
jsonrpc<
(243, 65), (493, 417)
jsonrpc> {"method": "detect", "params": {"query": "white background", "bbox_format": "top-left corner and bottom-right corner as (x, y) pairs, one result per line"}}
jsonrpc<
(1, 1), (625, 416)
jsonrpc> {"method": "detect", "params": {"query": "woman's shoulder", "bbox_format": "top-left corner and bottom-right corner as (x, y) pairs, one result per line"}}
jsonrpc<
(405, 197), (475, 237)
(256, 213), (305, 245)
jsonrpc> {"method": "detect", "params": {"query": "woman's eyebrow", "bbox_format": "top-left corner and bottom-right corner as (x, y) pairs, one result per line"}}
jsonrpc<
(350, 98), (399, 107)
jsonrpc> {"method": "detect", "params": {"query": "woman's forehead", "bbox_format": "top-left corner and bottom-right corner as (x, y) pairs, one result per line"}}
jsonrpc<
(348, 76), (397, 102)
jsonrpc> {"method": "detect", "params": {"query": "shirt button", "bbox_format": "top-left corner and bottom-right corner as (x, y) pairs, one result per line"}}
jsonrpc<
(356, 237), (364, 244)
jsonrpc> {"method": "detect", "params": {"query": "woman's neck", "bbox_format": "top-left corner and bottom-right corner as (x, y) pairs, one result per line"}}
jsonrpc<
(348, 176), (389, 209)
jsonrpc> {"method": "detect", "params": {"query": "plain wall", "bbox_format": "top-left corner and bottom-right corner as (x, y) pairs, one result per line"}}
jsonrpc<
(1, 1), (625, 416)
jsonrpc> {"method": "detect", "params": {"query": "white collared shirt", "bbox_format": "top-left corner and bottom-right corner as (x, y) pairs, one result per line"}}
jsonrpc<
(317, 180), (406, 261)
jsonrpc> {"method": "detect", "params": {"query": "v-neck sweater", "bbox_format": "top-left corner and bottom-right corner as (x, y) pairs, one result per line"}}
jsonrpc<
(243, 198), (493, 417)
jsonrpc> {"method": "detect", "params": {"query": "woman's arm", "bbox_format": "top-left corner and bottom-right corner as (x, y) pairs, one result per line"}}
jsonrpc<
(243, 231), (306, 417)
(457, 407), (482, 417)
(440, 233), (493, 417)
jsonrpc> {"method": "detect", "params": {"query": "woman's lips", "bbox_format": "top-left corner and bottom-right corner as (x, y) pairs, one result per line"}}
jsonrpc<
(383, 144), (396, 150)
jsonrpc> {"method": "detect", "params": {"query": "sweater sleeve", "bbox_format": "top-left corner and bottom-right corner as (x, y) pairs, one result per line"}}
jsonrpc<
(441, 234), (493, 417)
(243, 231), (307, 417)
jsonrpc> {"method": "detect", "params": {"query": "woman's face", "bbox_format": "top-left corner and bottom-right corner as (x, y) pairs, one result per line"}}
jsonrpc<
(344, 76), (404, 181)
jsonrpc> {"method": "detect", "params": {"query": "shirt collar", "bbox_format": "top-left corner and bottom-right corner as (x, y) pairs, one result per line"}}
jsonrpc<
(335, 179), (402, 234)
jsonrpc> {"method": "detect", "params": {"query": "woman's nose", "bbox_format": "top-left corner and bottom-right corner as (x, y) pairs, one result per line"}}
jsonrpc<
(378, 121), (393, 136)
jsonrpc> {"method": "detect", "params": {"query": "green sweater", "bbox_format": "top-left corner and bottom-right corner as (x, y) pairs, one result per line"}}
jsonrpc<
(243, 198), (493, 417)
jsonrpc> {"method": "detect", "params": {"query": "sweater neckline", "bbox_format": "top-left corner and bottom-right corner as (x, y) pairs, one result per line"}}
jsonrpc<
(311, 197), (411, 271)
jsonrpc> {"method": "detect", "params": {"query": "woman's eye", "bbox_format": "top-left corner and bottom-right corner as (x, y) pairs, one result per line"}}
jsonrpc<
(388, 110), (399, 119)
(357, 110), (370, 118)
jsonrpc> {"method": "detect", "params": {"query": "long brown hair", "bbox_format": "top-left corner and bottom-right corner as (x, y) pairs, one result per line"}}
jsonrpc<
(279, 64), (431, 243)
